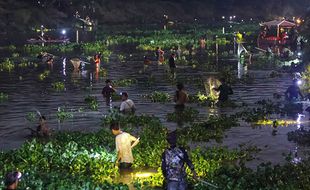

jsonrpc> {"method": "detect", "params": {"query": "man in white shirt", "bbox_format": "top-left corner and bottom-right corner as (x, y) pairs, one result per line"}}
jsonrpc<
(120, 92), (136, 114)
(110, 123), (140, 170)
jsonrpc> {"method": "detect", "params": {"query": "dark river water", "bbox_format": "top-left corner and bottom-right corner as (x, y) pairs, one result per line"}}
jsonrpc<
(0, 35), (309, 168)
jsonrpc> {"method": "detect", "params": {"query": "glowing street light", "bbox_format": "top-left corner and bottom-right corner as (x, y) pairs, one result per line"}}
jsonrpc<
(61, 29), (66, 35)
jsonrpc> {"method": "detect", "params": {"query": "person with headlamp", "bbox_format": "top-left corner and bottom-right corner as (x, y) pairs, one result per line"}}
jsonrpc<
(285, 79), (304, 102)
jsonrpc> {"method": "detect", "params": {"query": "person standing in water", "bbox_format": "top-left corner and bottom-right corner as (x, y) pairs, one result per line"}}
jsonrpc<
(102, 79), (116, 107)
(161, 131), (197, 190)
(213, 78), (233, 103)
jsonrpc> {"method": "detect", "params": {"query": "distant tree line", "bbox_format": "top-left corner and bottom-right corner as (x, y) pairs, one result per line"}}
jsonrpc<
(0, 0), (309, 31)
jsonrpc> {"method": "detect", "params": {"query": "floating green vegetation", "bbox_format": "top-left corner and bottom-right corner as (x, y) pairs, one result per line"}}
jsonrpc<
(80, 41), (112, 62)
(106, 29), (230, 51)
(0, 92), (8, 102)
(235, 99), (282, 123)
(1, 108), (310, 189)
(38, 70), (50, 81)
(98, 68), (107, 77)
(177, 115), (239, 144)
(7, 45), (16, 51)
(56, 107), (73, 122)
(0, 58), (15, 71)
(189, 91), (217, 106)
(52, 82), (65, 91)
(18, 61), (39, 68)
(166, 107), (199, 123)
(84, 95), (99, 111)
(301, 64), (310, 94)
(11, 52), (20, 58)
(26, 112), (37, 122)
(117, 54), (126, 63)
(144, 91), (171, 103)
(114, 78), (137, 87)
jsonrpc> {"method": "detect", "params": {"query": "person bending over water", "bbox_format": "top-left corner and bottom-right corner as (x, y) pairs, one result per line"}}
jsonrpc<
(213, 78), (233, 102)
(28, 116), (50, 138)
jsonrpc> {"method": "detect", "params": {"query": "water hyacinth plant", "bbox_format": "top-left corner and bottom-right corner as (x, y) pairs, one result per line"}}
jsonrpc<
(38, 70), (50, 81)
(56, 107), (73, 122)
(144, 91), (171, 103)
(84, 95), (99, 111)
(26, 112), (37, 122)
(0, 58), (15, 71)
(0, 92), (8, 102)
(52, 82), (65, 91)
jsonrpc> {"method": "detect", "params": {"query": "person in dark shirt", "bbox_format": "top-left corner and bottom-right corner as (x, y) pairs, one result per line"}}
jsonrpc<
(285, 79), (303, 101)
(213, 78), (233, 102)
(161, 131), (197, 190)
(169, 53), (176, 78)
(4, 171), (22, 190)
(102, 79), (116, 106)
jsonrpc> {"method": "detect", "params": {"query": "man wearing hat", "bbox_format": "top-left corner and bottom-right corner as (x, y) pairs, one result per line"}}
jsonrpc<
(161, 131), (197, 190)
(4, 171), (22, 190)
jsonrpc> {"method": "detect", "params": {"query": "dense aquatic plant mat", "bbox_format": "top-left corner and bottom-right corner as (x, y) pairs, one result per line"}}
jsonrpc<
(1, 110), (310, 189)
(177, 115), (239, 143)
(105, 29), (230, 51)
(235, 99), (282, 123)
(23, 42), (112, 62)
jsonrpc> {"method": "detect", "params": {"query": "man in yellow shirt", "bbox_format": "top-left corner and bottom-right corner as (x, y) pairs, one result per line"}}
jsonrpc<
(110, 123), (140, 170)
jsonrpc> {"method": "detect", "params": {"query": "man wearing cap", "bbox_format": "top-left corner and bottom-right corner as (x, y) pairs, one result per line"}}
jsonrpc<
(161, 131), (197, 190)
(120, 92), (136, 114)
(101, 79), (116, 107)
(4, 171), (22, 190)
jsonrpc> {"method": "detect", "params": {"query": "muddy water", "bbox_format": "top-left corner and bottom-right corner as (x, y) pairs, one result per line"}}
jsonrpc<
(0, 46), (309, 167)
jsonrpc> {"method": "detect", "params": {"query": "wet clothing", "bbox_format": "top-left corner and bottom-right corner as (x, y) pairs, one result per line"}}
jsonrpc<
(285, 85), (303, 101)
(120, 99), (136, 114)
(161, 146), (195, 189)
(116, 132), (137, 164)
(215, 84), (233, 102)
